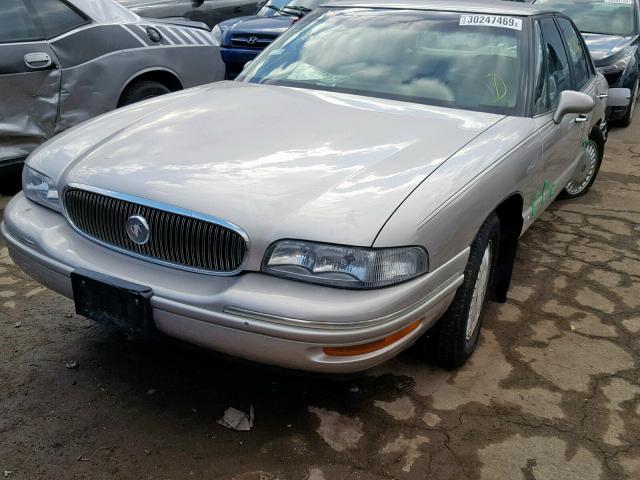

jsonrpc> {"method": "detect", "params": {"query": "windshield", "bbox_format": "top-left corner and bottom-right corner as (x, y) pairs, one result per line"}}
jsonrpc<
(535, 0), (637, 36)
(240, 8), (526, 115)
(256, 0), (324, 17)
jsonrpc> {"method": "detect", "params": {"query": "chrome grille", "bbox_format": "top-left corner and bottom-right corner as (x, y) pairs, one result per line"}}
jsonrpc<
(63, 188), (247, 273)
(230, 33), (277, 49)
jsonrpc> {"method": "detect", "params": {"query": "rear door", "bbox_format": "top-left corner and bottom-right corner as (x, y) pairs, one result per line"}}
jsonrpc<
(531, 16), (585, 218)
(555, 15), (604, 192)
(555, 15), (600, 121)
(0, 0), (60, 166)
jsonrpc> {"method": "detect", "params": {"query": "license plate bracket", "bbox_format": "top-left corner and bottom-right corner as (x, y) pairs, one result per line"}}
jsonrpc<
(71, 269), (153, 339)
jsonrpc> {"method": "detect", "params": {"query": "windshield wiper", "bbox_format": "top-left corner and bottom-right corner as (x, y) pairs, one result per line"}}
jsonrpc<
(264, 4), (294, 15)
(282, 5), (312, 15)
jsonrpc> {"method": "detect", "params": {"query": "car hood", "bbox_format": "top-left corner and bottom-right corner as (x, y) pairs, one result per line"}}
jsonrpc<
(583, 33), (637, 65)
(219, 15), (295, 38)
(116, 0), (168, 7)
(32, 81), (504, 248)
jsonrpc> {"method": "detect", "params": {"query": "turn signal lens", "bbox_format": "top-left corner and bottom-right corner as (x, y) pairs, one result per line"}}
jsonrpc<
(22, 166), (61, 213)
(323, 319), (423, 357)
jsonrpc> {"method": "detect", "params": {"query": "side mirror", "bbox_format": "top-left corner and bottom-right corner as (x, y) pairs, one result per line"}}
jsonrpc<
(553, 90), (595, 124)
(607, 88), (631, 107)
(242, 60), (254, 71)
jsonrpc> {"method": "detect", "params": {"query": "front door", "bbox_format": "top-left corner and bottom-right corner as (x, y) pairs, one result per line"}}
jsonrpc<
(0, 0), (60, 166)
(530, 17), (586, 220)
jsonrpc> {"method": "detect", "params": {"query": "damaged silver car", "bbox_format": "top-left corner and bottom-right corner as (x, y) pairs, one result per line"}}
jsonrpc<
(0, 0), (224, 169)
(1, 0), (630, 373)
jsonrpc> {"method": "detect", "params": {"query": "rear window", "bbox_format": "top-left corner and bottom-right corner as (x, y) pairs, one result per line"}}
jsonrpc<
(29, 0), (88, 39)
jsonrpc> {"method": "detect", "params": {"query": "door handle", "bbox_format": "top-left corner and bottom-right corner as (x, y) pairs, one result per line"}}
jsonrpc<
(598, 93), (608, 99)
(575, 114), (589, 123)
(233, 6), (243, 12)
(24, 52), (53, 69)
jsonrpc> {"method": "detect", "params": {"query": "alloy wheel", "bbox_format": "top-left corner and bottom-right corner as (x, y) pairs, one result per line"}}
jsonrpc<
(564, 140), (599, 196)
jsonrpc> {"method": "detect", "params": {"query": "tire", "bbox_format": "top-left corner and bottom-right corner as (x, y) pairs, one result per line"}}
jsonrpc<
(614, 77), (638, 128)
(559, 127), (604, 199)
(119, 80), (172, 107)
(415, 213), (500, 369)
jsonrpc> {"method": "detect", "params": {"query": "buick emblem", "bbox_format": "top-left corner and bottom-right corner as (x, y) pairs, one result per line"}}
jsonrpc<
(126, 215), (150, 245)
(246, 36), (258, 45)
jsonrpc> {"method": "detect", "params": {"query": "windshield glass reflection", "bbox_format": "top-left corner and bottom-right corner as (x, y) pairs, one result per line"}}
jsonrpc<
(240, 8), (526, 115)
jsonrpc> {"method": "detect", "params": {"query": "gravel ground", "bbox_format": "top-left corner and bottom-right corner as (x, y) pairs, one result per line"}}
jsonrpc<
(1, 114), (639, 480)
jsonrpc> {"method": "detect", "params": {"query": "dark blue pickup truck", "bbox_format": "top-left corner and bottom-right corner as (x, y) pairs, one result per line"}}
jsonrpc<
(214, 0), (323, 78)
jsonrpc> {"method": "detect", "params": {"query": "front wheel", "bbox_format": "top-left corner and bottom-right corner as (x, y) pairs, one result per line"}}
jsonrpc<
(414, 213), (500, 369)
(560, 128), (604, 199)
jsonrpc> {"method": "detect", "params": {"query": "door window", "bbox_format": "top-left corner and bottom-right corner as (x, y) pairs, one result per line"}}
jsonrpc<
(28, 0), (88, 39)
(0, 0), (41, 44)
(539, 17), (572, 109)
(556, 16), (592, 89)
(533, 21), (550, 114)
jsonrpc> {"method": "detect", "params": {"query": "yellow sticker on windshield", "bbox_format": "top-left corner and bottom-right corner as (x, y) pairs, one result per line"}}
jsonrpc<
(460, 15), (523, 30)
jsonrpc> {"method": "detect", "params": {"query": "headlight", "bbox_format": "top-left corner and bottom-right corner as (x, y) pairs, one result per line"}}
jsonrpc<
(262, 240), (428, 289)
(211, 25), (222, 46)
(22, 166), (61, 212)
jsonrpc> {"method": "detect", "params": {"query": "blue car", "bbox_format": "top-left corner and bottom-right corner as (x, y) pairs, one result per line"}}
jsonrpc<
(213, 0), (323, 78)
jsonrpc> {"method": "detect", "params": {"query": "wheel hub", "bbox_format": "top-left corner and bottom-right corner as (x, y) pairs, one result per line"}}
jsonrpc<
(565, 140), (598, 196)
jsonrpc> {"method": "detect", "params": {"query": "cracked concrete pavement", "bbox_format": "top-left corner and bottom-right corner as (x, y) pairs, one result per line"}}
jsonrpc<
(1, 114), (639, 479)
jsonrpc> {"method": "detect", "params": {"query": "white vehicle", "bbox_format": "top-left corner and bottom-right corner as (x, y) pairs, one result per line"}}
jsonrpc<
(2, 0), (630, 373)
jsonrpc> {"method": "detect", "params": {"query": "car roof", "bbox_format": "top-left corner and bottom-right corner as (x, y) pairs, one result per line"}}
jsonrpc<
(324, 0), (557, 16)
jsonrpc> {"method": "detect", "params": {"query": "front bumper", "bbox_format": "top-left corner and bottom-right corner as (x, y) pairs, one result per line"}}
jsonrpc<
(607, 105), (629, 122)
(2, 193), (466, 373)
(220, 47), (262, 78)
(220, 46), (263, 65)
